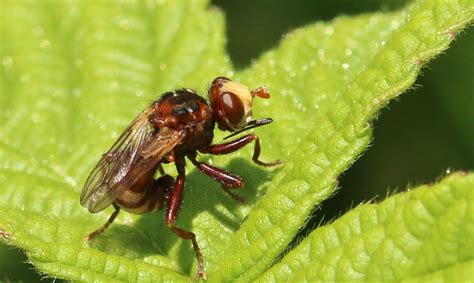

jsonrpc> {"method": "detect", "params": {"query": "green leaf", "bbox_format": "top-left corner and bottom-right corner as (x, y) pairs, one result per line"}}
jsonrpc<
(259, 172), (474, 282)
(0, 0), (473, 282)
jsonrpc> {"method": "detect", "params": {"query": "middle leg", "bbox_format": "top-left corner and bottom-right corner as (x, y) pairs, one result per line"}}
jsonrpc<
(86, 203), (120, 241)
(188, 154), (245, 203)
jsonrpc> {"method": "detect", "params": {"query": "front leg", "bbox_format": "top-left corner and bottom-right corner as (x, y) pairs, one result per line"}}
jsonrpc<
(165, 158), (205, 280)
(201, 133), (282, 167)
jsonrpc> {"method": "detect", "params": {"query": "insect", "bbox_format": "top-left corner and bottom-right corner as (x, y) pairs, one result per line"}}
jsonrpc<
(80, 77), (281, 279)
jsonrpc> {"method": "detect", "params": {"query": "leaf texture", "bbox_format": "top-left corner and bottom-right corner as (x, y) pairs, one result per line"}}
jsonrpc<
(0, 0), (473, 281)
(259, 172), (474, 282)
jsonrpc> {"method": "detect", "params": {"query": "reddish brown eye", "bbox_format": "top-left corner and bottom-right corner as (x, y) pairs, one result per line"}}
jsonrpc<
(221, 92), (244, 125)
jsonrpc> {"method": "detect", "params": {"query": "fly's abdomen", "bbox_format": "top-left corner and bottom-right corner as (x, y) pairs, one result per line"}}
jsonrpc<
(115, 174), (174, 214)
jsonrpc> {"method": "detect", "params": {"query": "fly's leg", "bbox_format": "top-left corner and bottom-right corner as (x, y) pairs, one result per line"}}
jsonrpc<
(189, 155), (244, 188)
(166, 158), (205, 280)
(201, 133), (282, 167)
(86, 203), (120, 241)
(188, 154), (246, 203)
(86, 173), (173, 242)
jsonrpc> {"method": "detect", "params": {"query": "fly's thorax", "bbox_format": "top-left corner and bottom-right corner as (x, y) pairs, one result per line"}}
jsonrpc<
(148, 89), (215, 154)
(150, 89), (213, 130)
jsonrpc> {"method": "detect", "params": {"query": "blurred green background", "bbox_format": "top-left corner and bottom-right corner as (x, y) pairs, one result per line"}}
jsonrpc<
(1, 0), (472, 281)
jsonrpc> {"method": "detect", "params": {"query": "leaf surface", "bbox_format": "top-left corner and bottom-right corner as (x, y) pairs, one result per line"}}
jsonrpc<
(0, 0), (473, 281)
(259, 172), (474, 282)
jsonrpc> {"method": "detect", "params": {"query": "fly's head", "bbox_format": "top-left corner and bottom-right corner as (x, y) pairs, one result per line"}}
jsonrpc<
(208, 77), (271, 132)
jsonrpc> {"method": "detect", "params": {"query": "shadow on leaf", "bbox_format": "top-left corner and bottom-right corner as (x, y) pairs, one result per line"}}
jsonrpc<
(89, 157), (278, 276)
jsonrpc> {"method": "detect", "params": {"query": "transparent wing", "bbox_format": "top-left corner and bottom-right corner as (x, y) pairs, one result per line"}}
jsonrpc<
(80, 106), (181, 213)
(107, 128), (183, 200)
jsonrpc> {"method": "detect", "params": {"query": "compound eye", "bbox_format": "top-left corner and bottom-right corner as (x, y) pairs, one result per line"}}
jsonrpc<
(221, 92), (245, 125)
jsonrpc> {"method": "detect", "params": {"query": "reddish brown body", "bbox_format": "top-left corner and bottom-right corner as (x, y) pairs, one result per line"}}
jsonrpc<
(151, 90), (214, 161)
(80, 77), (281, 279)
(112, 91), (214, 215)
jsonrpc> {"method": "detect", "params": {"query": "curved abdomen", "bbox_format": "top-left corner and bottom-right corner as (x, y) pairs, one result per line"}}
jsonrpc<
(115, 174), (174, 214)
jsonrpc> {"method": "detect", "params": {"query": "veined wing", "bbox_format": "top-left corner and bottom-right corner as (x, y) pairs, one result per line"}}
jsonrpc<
(80, 106), (161, 212)
(107, 127), (183, 201)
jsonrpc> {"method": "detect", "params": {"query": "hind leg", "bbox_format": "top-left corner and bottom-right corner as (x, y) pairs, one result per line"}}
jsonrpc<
(86, 203), (121, 241)
(86, 174), (174, 241)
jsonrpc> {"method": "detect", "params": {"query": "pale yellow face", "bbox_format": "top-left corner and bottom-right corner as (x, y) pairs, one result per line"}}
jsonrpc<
(220, 81), (253, 130)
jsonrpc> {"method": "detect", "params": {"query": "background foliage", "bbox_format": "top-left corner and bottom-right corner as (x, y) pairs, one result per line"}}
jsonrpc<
(0, 0), (473, 281)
